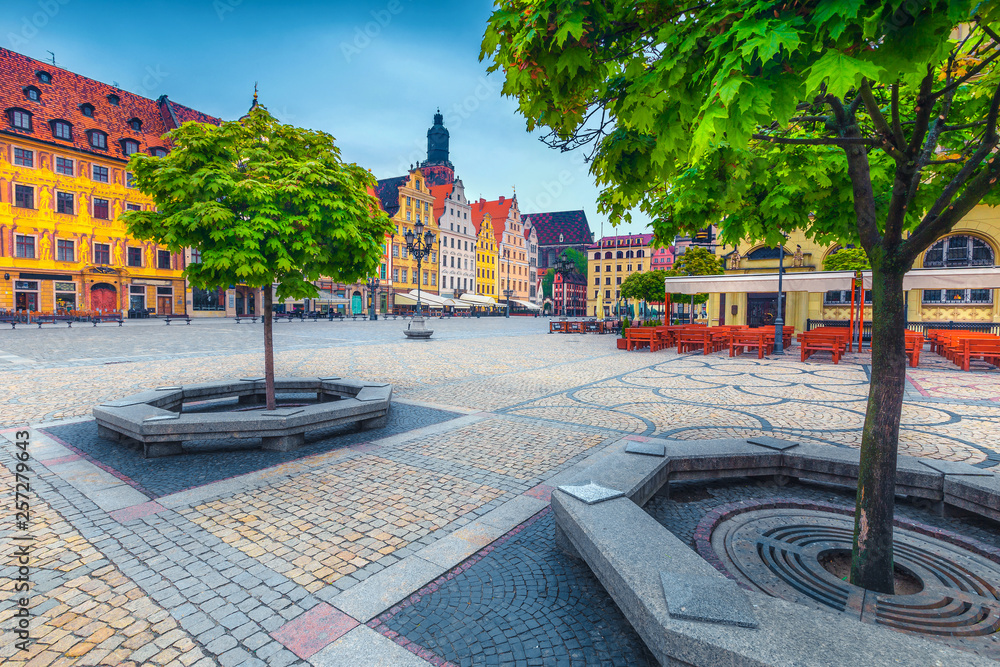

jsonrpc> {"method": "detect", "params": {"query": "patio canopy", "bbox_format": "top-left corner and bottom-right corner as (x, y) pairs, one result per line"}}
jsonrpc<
(512, 299), (541, 311)
(663, 267), (1000, 294)
(394, 292), (443, 308)
(456, 293), (496, 306)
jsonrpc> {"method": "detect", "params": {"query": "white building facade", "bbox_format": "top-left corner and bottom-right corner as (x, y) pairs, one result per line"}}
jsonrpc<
(437, 177), (477, 298)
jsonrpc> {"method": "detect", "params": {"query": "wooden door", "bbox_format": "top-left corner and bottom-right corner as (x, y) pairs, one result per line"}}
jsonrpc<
(157, 297), (172, 315)
(90, 285), (117, 313)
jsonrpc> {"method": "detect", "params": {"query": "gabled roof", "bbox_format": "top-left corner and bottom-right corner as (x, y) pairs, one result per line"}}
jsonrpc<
(475, 196), (516, 246)
(521, 210), (593, 246)
(429, 183), (454, 225)
(0, 47), (220, 161)
(589, 233), (655, 249)
(374, 175), (408, 217)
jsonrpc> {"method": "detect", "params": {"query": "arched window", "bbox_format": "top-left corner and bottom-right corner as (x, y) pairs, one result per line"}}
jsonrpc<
(593, 252), (601, 260)
(604, 251), (612, 259)
(24, 86), (41, 102)
(746, 246), (788, 260)
(80, 103), (95, 117)
(625, 250), (634, 258)
(922, 235), (995, 305)
(636, 249), (644, 258)
(923, 235), (993, 268)
(616, 251), (623, 259)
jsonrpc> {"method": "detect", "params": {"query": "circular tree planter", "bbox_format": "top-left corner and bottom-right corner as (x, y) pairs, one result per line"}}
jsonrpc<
(93, 377), (391, 458)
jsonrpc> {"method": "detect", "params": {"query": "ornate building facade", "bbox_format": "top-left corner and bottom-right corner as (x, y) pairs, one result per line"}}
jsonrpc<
(0, 47), (219, 315)
(586, 233), (655, 317)
(474, 211), (498, 299)
(434, 177), (475, 298)
(376, 169), (439, 306)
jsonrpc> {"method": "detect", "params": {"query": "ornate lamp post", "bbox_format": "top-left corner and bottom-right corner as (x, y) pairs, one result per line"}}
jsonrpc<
(773, 233), (789, 354)
(553, 254), (574, 319)
(402, 220), (435, 339)
(365, 275), (380, 321)
(503, 248), (513, 318)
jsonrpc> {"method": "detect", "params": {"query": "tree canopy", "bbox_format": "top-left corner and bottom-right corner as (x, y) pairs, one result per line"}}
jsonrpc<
(667, 246), (723, 305)
(619, 269), (668, 304)
(824, 247), (872, 272)
(123, 105), (392, 301)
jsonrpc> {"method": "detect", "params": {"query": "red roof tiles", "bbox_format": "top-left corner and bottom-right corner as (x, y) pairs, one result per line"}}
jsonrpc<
(521, 210), (593, 246)
(0, 47), (219, 162)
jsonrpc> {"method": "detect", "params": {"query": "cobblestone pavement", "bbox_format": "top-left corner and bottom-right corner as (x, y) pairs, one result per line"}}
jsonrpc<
(3, 318), (1000, 665)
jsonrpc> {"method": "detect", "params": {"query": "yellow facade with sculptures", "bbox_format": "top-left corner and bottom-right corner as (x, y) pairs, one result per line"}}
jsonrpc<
(0, 136), (185, 315)
(707, 205), (1000, 331)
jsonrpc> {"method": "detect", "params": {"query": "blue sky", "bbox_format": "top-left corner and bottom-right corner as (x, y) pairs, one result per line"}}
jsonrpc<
(2, 0), (650, 238)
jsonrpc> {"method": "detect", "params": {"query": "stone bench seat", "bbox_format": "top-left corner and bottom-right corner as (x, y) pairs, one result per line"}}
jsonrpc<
(93, 378), (392, 458)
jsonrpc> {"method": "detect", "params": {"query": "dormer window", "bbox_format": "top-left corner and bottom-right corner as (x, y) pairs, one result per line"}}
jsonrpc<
(107, 94), (120, 106)
(24, 87), (41, 102)
(9, 109), (32, 131)
(122, 139), (139, 155)
(36, 71), (51, 84)
(87, 130), (107, 149)
(80, 103), (94, 117)
(51, 120), (72, 140)
(149, 147), (167, 158)
(128, 117), (142, 131)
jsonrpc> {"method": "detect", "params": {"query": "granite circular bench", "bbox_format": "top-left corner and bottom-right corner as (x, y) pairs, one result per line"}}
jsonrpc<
(93, 377), (392, 458)
(553, 436), (1000, 666)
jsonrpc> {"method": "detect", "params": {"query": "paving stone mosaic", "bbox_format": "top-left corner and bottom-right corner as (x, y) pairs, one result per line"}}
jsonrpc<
(180, 455), (504, 593)
(39, 402), (459, 498)
(373, 509), (658, 667)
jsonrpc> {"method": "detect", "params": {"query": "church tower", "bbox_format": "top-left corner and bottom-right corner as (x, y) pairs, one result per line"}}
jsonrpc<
(420, 110), (455, 186)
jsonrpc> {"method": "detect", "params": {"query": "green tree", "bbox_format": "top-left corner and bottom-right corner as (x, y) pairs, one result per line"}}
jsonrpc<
(483, 1), (1000, 592)
(123, 104), (392, 410)
(541, 268), (555, 300)
(668, 247), (724, 321)
(563, 247), (588, 276)
(620, 269), (669, 321)
(824, 247), (872, 272)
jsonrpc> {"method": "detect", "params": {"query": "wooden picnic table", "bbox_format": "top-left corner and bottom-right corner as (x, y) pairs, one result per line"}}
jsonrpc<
(624, 327), (663, 351)
(729, 330), (773, 358)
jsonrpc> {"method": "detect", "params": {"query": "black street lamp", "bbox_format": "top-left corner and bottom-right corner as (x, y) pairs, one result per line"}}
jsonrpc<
(773, 233), (789, 354)
(365, 275), (380, 321)
(404, 220), (435, 318)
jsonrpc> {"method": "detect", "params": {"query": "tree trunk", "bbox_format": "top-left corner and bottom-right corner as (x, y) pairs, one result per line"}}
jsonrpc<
(850, 265), (907, 594)
(262, 286), (276, 411)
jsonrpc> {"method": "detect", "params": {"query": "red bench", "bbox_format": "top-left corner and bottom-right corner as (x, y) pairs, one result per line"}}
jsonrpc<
(625, 328), (663, 351)
(799, 330), (849, 364)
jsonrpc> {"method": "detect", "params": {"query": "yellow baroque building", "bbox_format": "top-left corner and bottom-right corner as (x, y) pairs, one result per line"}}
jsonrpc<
(707, 205), (1000, 331)
(0, 47), (219, 315)
(376, 168), (439, 308)
(474, 210), (499, 299)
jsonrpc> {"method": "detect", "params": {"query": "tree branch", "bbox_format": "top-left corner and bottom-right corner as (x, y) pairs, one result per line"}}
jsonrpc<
(859, 80), (908, 162)
(751, 134), (874, 146)
(890, 82), (905, 147)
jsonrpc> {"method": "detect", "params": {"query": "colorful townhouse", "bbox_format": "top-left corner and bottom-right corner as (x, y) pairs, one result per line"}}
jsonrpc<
(475, 194), (529, 308)
(0, 47), (219, 316)
(474, 209), (499, 300)
(586, 233), (655, 318)
(376, 169), (439, 310)
(433, 177), (476, 298)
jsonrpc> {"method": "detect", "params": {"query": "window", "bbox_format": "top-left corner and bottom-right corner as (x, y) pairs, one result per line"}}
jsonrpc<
(380, 263), (386, 280)
(13, 147), (33, 167)
(122, 139), (139, 155)
(627, 264), (632, 271)
(393, 268), (399, 282)
(401, 269), (408, 283)
(92, 165), (109, 182)
(594, 277), (600, 285)
(923, 235), (994, 268)
(93, 198), (109, 219)
(36, 71), (51, 84)
(24, 87), (40, 102)
(406, 196), (411, 206)
(406, 211), (411, 221)
(56, 192), (74, 215)
(150, 147), (166, 158)
(126, 172), (135, 188)
(14, 185), (33, 209)
(193, 287), (225, 311)
(825, 289), (872, 305)
(57, 240), (74, 262)
(605, 277), (611, 285)
(431, 273), (436, 286)
(127, 247), (143, 267)
(595, 265), (600, 272)
(55, 156), (73, 175)
(50, 120), (72, 141)
(190, 249), (201, 263)
(392, 244), (399, 257)
(605, 290), (611, 299)
(616, 277), (622, 285)
(922, 288), (992, 305)
(80, 103), (94, 117)
(15, 235), (35, 258)
(616, 265), (622, 271)
(88, 131), (107, 149)
(746, 246), (784, 260)
(126, 203), (141, 211)
(157, 250), (171, 269)
(55, 282), (76, 310)
(638, 264), (642, 271)
(94, 243), (110, 264)
(107, 94), (120, 106)
(11, 109), (31, 130)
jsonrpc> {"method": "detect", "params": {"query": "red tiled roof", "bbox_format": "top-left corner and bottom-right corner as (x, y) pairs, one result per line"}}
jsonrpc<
(0, 47), (220, 162)
(475, 196), (515, 246)
(588, 233), (655, 249)
(521, 210), (593, 246)
(429, 183), (454, 225)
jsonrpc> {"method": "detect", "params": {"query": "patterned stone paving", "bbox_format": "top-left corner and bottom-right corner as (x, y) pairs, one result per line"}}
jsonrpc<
(181, 455), (504, 593)
(3, 319), (1000, 666)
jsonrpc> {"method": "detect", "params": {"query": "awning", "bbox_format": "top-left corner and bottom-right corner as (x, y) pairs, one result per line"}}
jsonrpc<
(512, 299), (541, 311)
(664, 267), (1000, 294)
(455, 293), (496, 305)
(394, 293), (441, 308)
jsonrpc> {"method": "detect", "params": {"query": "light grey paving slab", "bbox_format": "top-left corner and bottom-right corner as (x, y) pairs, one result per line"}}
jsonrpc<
(88, 485), (150, 512)
(45, 459), (124, 493)
(415, 534), (480, 570)
(625, 441), (666, 457)
(557, 481), (624, 505)
(746, 436), (799, 451)
(476, 495), (548, 530)
(660, 572), (757, 628)
(309, 625), (431, 667)
(327, 556), (443, 622)
(391, 397), (481, 415)
(919, 459), (995, 477)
